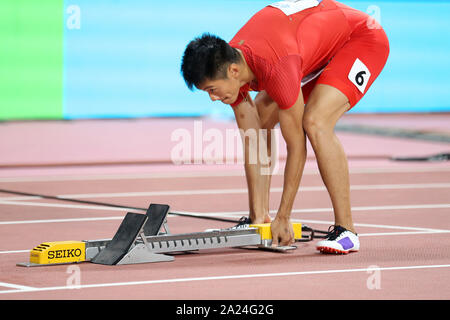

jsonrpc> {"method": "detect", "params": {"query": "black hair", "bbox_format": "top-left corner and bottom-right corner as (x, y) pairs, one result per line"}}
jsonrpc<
(181, 33), (242, 90)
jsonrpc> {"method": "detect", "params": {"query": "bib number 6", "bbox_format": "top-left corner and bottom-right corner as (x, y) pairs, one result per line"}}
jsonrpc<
(355, 71), (367, 86)
(348, 58), (371, 94)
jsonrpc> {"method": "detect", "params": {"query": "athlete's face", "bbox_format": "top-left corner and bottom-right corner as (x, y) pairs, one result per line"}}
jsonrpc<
(199, 64), (242, 105)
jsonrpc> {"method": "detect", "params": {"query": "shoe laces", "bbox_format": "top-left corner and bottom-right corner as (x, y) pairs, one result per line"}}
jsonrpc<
(326, 225), (347, 241)
(237, 216), (252, 226)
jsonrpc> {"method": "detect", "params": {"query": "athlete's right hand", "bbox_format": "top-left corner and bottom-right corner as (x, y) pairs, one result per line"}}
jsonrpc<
(270, 216), (295, 247)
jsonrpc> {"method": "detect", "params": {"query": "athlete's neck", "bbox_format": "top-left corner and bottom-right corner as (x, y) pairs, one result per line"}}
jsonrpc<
(236, 49), (255, 86)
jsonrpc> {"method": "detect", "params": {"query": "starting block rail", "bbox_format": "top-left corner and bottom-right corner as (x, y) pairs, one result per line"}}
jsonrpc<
(17, 203), (303, 267)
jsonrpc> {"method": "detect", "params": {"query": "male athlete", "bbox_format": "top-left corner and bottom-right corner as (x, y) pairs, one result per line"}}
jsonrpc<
(181, 0), (389, 254)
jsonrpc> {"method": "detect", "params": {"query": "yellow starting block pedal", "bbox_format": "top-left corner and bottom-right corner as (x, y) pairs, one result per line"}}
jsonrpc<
(19, 241), (86, 267)
(248, 222), (302, 252)
(249, 222), (302, 241)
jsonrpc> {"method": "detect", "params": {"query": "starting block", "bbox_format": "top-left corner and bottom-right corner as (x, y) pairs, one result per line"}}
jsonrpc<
(17, 203), (302, 267)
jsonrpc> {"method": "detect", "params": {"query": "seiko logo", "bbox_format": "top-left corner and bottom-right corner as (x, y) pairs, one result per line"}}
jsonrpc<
(48, 249), (82, 260)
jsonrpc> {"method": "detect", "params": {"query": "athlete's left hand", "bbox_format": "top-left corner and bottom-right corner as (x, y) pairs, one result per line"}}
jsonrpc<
(271, 215), (295, 246)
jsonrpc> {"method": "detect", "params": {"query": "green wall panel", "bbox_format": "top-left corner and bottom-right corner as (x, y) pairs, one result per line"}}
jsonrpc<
(0, 0), (63, 120)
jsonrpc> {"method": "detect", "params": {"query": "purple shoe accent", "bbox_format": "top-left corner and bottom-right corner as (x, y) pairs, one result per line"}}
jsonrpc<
(337, 237), (354, 250)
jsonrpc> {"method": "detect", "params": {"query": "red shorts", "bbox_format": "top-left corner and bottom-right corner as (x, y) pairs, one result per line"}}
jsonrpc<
(301, 20), (390, 108)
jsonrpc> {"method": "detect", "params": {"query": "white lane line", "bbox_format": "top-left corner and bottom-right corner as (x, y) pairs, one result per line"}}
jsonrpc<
(296, 219), (450, 233)
(2, 229), (448, 257)
(292, 204), (450, 213)
(2, 230), (449, 256)
(0, 166), (449, 183)
(1, 264), (449, 295)
(0, 196), (41, 201)
(0, 282), (35, 291)
(0, 199), (449, 214)
(358, 230), (450, 237)
(0, 200), (139, 212)
(349, 183), (450, 190)
(0, 250), (30, 254)
(0, 204), (449, 227)
(2, 214), (449, 256)
(0, 216), (125, 225)
(1, 183), (448, 201)
(190, 204), (450, 216)
(0, 170), (247, 183)
(51, 183), (450, 199)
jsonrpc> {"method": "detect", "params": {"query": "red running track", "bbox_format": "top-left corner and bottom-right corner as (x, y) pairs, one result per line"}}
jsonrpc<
(0, 115), (449, 300)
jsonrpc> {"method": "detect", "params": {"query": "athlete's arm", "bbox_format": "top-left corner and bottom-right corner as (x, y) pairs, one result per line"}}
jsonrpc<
(232, 95), (271, 224)
(271, 91), (307, 246)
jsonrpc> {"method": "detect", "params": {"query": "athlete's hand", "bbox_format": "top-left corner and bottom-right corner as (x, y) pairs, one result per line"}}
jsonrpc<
(270, 216), (295, 247)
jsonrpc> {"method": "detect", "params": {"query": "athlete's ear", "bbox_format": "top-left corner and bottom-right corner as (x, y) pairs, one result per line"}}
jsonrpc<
(228, 63), (240, 79)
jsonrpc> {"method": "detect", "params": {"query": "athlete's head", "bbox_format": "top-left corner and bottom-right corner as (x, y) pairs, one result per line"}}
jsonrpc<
(181, 33), (244, 104)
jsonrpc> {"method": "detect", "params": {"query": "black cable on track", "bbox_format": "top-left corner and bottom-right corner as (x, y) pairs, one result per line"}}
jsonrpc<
(0, 188), (238, 223)
(0, 188), (330, 241)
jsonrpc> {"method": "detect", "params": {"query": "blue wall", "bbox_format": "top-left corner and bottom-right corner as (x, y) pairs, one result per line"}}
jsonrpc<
(63, 0), (450, 118)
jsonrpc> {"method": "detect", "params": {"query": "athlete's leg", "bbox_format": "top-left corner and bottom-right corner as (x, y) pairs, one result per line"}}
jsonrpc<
(303, 15), (389, 235)
(303, 84), (355, 233)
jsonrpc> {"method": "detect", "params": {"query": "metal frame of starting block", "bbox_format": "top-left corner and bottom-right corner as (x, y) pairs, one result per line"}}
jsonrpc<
(17, 203), (302, 267)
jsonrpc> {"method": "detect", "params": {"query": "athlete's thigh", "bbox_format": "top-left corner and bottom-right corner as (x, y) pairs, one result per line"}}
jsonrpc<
(254, 91), (279, 129)
(314, 25), (389, 110)
(305, 25), (389, 125)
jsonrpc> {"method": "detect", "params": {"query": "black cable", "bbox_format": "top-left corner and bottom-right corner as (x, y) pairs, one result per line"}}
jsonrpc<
(391, 152), (450, 162)
(0, 188), (330, 235)
(336, 124), (450, 143)
(297, 225), (328, 242)
(0, 188), (238, 223)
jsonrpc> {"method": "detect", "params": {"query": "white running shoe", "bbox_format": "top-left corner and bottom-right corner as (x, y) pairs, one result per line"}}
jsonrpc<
(316, 225), (360, 254)
(204, 216), (252, 232)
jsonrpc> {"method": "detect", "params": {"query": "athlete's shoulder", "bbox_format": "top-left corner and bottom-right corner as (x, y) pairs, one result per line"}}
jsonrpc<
(230, 5), (289, 41)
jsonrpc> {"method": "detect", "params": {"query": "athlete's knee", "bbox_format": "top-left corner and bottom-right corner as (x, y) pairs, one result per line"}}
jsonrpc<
(302, 106), (330, 142)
